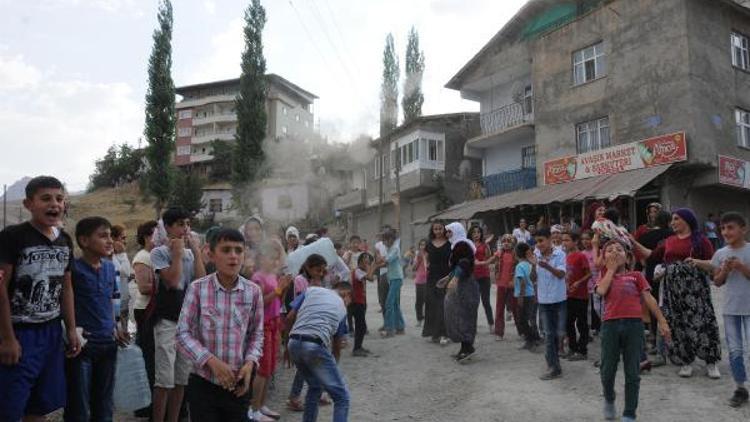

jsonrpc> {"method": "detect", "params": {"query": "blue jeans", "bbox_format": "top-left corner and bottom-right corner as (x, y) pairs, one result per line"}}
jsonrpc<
(290, 369), (305, 398)
(384, 278), (405, 332)
(288, 339), (350, 422)
(539, 301), (567, 372)
(64, 341), (118, 422)
(725, 315), (750, 385)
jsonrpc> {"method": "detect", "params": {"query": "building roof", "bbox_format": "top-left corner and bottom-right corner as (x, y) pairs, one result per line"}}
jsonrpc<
(175, 74), (318, 103)
(372, 112), (480, 145)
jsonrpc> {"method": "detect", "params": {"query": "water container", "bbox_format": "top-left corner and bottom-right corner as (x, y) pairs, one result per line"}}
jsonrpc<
(113, 344), (152, 412)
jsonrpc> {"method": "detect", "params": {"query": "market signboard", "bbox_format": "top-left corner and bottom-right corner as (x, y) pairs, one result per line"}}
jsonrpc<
(718, 155), (750, 190)
(544, 132), (687, 185)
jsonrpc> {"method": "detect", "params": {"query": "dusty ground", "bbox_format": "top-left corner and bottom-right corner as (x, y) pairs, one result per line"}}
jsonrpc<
(52, 278), (749, 421)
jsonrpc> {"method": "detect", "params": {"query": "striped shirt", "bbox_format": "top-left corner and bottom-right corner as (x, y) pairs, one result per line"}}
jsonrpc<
(176, 273), (264, 385)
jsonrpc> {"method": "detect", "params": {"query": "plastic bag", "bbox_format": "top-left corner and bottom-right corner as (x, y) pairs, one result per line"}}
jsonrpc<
(285, 237), (339, 275)
(113, 344), (152, 412)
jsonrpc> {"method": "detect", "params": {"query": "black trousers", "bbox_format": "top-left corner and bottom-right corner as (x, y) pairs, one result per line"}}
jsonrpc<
(415, 284), (426, 322)
(351, 303), (367, 350)
(377, 274), (390, 315)
(187, 374), (250, 422)
(476, 277), (494, 326)
(590, 294), (601, 332)
(567, 298), (589, 355)
(133, 308), (155, 417)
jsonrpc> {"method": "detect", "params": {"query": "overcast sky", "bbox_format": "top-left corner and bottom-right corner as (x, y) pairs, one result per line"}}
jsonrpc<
(0, 0), (525, 191)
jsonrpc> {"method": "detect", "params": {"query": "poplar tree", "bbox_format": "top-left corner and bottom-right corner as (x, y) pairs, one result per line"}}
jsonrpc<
(402, 26), (425, 124)
(380, 33), (399, 137)
(143, 0), (176, 216)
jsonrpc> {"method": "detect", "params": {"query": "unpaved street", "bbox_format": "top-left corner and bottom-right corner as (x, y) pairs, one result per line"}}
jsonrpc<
(265, 279), (750, 422)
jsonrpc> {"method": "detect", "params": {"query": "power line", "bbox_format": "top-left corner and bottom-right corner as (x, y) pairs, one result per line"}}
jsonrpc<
(287, 0), (336, 79)
(305, 0), (359, 92)
(320, 0), (363, 75)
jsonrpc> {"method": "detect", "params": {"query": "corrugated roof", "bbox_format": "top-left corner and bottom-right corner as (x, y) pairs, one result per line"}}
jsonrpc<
(424, 165), (671, 222)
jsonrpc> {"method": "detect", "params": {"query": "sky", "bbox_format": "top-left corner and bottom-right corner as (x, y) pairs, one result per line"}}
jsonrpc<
(0, 0), (526, 192)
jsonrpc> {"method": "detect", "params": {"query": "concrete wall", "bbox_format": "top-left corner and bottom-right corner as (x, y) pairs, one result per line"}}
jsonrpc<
(484, 139), (535, 175)
(685, 0), (750, 165)
(479, 75), (533, 113)
(260, 183), (310, 223)
(531, 0), (696, 178)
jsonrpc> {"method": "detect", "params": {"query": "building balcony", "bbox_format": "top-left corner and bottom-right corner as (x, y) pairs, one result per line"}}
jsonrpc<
(397, 168), (441, 198)
(192, 132), (235, 145)
(192, 113), (236, 126)
(480, 102), (533, 136)
(483, 167), (537, 197)
(190, 153), (214, 163)
(177, 94), (237, 109)
(333, 189), (366, 212)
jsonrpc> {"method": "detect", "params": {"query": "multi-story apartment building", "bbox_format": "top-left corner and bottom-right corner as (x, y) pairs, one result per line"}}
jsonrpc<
(439, 0), (750, 228)
(174, 74), (317, 174)
(334, 113), (481, 248)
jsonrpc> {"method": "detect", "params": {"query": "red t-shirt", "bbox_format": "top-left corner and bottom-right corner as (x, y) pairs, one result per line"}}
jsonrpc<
(473, 242), (491, 279)
(566, 251), (590, 300)
(495, 250), (515, 287)
(352, 269), (367, 305)
(650, 235), (713, 263)
(597, 271), (650, 321)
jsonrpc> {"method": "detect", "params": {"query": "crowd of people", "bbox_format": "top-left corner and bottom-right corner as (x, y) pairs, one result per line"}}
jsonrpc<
(1, 176), (749, 422)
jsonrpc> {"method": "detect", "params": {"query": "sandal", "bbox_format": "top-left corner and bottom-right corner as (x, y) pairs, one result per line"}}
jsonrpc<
(286, 398), (304, 412)
(319, 394), (332, 406)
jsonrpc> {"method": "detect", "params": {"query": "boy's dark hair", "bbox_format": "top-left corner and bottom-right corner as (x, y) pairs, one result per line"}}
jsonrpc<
(75, 216), (111, 248)
(535, 228), (551, 239)
(654, 210), (671, 228)
(300, 253), (328, 277)
(349, 235), (361, 243)
(515, 242), (531, 259)
(162, 207), (191, 227)
(603, 207), (620, 224)
(136, 220), (159, 247)
(209, 228), (245, 250)
(334, 242), (343, 250)
(333, 281), (353, 291)
(563, 231), (580, 242)
(357, 252), (374, 265)
(25, 176), (64, 199)
(382, 228), (397, 242)
(720, 212), (747, 228)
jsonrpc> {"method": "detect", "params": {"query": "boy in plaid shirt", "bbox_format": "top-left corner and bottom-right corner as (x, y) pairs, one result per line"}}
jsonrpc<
(176, 228), (264, 420)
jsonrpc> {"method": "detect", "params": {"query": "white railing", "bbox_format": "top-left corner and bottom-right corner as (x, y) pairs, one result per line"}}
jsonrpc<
(480, 102), (532, 135)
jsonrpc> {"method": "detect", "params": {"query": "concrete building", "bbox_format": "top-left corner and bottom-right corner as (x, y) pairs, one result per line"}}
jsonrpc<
(436, 0), (750, 229)
(334, 113), (481, 248)
(174, 74), (317, 174)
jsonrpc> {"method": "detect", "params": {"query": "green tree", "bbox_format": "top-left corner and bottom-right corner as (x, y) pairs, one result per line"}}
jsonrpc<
(170, 170), (205, 216)
(209, 139), (233, 181)
(232, 0), (267, 211)
(380, 33), (399, 137)
(88, 144), (145, 191)
(402, 27), (425, 124)
(144, 0), (176, 217)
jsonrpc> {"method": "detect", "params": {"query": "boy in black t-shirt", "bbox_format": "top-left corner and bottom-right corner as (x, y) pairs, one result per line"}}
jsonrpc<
(0, 176), (81, 421)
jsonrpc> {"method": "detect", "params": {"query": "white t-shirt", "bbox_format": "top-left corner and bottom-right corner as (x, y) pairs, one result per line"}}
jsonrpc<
(375, 241), (388, 276)
(512, 228), (531, 244)
(132, 249), (152, 310)
(711, 243), (750, 315)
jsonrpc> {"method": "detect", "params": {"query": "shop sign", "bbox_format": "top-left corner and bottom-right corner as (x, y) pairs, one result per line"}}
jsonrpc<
(718, 155), (750, 190)
(544, 132), (687, 185)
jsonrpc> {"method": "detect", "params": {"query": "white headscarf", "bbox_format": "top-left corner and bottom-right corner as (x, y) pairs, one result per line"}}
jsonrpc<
(445, 222), (476, 253)
(285, 226), (300, 240)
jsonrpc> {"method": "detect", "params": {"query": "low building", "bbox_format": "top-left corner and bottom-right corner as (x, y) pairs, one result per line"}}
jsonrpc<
(334, 113), (481, 248)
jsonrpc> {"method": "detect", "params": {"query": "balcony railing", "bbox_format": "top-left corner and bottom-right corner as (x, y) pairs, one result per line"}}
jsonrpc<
(480, 102), (532, 135)
(483, 167), (537, 197)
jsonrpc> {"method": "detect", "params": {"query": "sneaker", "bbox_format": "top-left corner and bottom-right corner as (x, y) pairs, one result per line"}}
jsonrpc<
(678, 365), (693, 378)
(260, 406), (281, 420)
(248, 410), (275, 422)
(439, 337), (449, 346)
(539, 369), (562, 380)
(651, 354), (666, 367)
(707, 363), (721, 379)
(286, 398), (304, 412)
(603, 401), (616, 420)
(568, 353), (587, 362)
(728, 387), (749, 408)
(352, 348), (369, 357)
(457, 350), (475, 363)
(381, 330), (394, 338)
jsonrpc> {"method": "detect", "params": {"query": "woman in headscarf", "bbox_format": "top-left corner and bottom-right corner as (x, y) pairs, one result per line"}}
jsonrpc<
(442, 222), (481, 362)
(422, 222), (451, 345)
(583, 201), (606, 231)
(285, 226), (301, 253)
(630, 208), (720, 379)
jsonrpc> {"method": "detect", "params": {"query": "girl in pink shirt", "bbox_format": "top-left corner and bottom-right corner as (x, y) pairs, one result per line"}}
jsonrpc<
(413, 239), (428, 326)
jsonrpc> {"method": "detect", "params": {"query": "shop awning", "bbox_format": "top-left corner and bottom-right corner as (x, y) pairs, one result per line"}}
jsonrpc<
(425, 165), (672, 222)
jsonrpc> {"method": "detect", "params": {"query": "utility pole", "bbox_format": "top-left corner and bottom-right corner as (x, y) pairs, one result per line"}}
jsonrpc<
(394, 144), (401, 233)
(377, 138), (384, 231)
(2, 184), (6, 229)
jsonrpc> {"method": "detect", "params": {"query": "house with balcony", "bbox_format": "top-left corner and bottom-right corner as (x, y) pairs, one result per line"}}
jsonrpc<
(334, 113), (480, 248)
(430, 0), (750, 231)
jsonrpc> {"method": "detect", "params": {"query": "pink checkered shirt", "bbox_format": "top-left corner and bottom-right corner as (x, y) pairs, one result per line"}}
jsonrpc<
(176, 273), (264, 385)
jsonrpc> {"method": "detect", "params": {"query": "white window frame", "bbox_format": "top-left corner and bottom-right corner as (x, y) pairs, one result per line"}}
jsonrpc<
(737, 108), (750, 148)
(176, 145), (191, 156)
(573, 42), (606, 86)
(373, 154), (389, 179)
(208, 198), (222, 213)
(731, 32), (750, 70)
(177, 127), (192, 137)
(521, 145), (536, 169)
(178, 110), (192, 120)
(576, 117), (610, 153)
